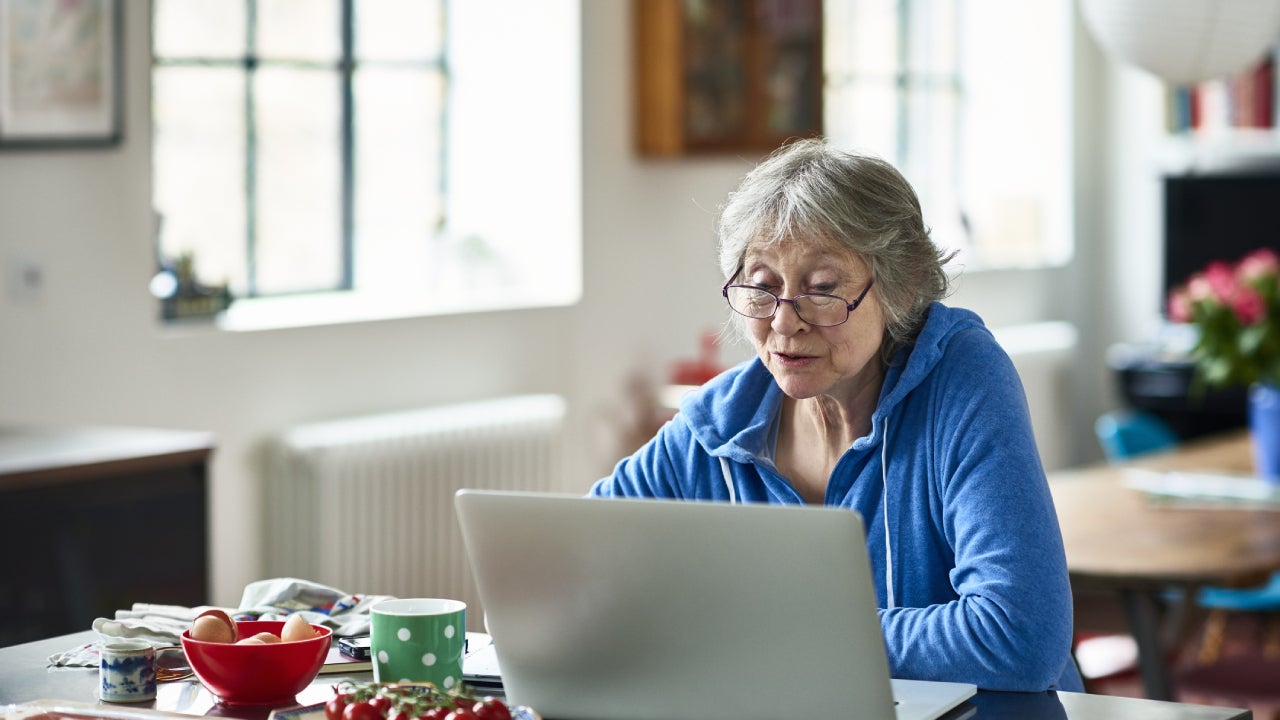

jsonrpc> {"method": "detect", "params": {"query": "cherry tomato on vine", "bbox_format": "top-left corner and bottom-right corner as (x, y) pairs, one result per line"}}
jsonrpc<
(343, 701), (385, 720)
(325, 680), (515, 720)
(325, 695), (350, 720)
(471, 698), (509, 720)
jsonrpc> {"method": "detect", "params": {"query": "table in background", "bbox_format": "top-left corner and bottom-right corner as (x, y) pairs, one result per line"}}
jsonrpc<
(1050, 430), (1280, 701)
(0, 631), (1251, 720)
(0, 426), (214, 646)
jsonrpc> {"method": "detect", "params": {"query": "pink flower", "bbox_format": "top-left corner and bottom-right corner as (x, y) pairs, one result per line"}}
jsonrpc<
(1203, 261), (1238, 302)
(1167, 288), (1193, 323)
(1231, 285), (1267, 325)
(1186, 274), (1219, 304)
(1238, 248), (1280, 282)
(1178, 250), (1280, 388)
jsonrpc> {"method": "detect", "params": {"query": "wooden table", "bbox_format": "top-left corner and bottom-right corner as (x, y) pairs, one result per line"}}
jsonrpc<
(0, 425), (214, 646)
(0, 631), (1252, 720)
(1050, 430), (1280, 702)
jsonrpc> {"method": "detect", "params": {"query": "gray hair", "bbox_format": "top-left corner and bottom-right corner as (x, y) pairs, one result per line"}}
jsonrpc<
(717, 138), (954, 362)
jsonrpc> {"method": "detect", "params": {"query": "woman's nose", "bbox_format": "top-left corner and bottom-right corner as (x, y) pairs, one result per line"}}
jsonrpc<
(770, 299), (808, 334)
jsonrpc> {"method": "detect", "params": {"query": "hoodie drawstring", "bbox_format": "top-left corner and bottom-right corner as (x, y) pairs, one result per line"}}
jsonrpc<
(882, 416), (895, 609)
(719, 456), (737, 504)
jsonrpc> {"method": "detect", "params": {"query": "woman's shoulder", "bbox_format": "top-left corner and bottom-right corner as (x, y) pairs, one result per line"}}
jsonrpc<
(920, 305), (1013, 365)
(676, 357), (781, 459)
(894, 305), (1010, 387)
(682, 357), (771, 409)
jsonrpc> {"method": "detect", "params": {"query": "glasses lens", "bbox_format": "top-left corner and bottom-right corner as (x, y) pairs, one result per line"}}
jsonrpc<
(727, 286), (777, 319)
(795, 295), (849, 326)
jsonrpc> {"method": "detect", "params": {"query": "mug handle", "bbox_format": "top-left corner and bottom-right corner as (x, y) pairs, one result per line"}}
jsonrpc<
(154, 645), (191, 682)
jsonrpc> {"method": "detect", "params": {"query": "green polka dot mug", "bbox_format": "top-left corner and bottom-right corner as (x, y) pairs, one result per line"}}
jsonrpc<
(370, 598), (467, 689)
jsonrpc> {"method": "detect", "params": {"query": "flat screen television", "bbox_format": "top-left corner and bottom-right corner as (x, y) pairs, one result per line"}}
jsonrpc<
(1163, 170), (1280, 315)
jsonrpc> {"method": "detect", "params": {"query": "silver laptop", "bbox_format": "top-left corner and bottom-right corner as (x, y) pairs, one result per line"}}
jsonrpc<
(454, 489), (976, 720)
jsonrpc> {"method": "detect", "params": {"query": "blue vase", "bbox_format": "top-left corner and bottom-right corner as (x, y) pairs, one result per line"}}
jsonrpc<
(1249, 383), (1280, 484)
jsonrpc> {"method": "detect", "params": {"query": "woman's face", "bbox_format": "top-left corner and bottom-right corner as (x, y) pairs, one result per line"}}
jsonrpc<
(738, 238), (886, 403)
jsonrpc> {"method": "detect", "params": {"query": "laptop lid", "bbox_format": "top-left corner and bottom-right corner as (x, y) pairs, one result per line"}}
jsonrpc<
(454, 490), (975, 720)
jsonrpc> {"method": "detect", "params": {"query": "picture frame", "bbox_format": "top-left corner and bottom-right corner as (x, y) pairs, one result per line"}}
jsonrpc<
(634, 0), (823, 157)
(0, 0), (122, 148)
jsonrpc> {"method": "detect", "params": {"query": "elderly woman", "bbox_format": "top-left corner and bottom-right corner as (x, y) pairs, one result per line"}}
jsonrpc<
(589, 138), (1082, 692)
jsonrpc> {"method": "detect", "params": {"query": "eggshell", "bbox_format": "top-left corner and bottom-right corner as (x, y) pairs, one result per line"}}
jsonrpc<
(191, 609), (238, 643)
(191, 614), (236, 644)
(281, 614), (318, 642)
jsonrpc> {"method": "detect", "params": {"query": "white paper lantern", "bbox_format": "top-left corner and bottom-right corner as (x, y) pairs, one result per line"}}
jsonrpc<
(1080, 0), (1280, 84)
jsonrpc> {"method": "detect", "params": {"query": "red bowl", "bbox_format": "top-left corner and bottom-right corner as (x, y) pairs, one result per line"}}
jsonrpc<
(181, 620), (332, 706)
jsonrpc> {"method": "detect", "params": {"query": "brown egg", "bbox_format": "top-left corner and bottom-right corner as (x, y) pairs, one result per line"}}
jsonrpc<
(281, 614), (318, 642)
(190, 614), (236, 644)
(235, 631), (282, 645)
(190, 609), (238, 643)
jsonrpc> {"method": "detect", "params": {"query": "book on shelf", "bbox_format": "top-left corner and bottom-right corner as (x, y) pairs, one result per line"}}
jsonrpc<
(1166, 43), (1278, 134)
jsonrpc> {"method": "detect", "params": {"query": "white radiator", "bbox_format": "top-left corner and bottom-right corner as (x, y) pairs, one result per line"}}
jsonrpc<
(264, 394), (565, 630)
(993, 321), (1079, 472)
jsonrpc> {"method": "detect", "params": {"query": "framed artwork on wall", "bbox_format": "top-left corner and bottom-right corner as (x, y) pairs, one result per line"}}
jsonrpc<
(0, 0), (122, 148)
(634, 0), (823, 157)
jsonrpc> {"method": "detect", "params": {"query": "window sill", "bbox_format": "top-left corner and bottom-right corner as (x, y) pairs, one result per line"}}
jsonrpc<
(168, 288), (581, 333)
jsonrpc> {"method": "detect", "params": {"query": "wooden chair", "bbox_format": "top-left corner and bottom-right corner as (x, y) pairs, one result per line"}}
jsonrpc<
(1094, 409), (1179, 461)
(1191, 574), (1280, 665)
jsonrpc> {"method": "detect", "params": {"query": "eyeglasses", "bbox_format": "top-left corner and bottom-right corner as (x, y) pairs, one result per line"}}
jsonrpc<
(721, 277), (875, 327)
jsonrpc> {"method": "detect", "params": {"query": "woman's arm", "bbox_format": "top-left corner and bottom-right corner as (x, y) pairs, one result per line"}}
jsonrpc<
(879, 332), (1080, 692)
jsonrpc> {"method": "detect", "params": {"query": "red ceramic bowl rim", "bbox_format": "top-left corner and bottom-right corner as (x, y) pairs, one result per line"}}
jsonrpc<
(181, 620), (333, 644)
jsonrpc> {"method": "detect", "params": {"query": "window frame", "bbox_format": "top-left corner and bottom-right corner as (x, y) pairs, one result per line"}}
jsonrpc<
(822, 0), (1074, 273)
(150, 0), (449, 300)
(149, 0), (584, 332)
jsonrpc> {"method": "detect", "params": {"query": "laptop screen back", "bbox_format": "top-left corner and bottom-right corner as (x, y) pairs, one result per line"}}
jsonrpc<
(455, 490), (896, 720)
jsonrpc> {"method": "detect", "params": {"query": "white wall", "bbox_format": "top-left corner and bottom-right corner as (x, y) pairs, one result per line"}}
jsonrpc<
(0, 1), (1151, 606)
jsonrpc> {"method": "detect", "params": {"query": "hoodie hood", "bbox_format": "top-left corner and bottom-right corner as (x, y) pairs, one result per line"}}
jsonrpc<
(681, 303), (991, 462)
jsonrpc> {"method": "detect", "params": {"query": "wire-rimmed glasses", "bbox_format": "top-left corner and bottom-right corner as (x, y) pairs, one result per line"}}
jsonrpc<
(721, 278), (875, 327)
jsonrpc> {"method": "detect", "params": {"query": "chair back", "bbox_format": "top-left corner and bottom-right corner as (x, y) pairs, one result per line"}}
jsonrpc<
(1095, 410), (1179, 461)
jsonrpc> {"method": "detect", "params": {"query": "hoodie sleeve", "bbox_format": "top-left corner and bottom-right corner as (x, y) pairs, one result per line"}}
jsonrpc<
(589, 360), (773, 501)
(878, 327), (1081, 692)
(588, 414), (717, 500)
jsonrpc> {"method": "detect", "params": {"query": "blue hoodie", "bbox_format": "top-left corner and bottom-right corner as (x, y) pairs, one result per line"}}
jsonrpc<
(590, 303), (1083, 692)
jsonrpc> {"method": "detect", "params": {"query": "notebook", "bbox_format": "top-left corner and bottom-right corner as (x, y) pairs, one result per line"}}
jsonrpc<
(454, 489), (976, 720)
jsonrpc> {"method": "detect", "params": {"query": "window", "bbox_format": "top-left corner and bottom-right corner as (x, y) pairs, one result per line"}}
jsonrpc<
(824, 0), (1073, 270)
(151, 0), (581, 328)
